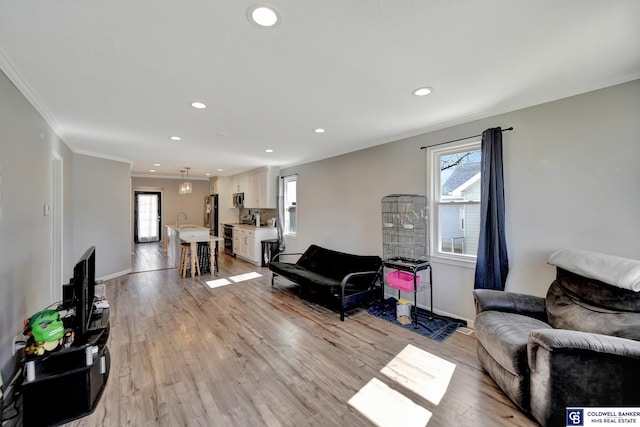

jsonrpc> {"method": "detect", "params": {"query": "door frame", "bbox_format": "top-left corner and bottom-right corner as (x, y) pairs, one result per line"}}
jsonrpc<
(134, 190), (163, 243)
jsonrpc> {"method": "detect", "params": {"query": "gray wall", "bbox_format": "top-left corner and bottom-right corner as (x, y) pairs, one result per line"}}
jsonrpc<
(0, 68), (132, 383)
(280, 79), (640, 323)
(0, 68), (73, 381)
(73, 154), (132, 279)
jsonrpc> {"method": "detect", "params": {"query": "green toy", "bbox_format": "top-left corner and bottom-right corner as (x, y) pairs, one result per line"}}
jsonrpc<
(28, 309), (65, 344)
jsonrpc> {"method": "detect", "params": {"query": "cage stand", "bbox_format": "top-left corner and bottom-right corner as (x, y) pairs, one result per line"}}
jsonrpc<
(380, 257), (432, 328)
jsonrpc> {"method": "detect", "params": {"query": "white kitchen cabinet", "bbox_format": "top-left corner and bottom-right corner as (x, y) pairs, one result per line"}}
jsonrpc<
(246, 229), (256, 261)
(232, 166), (278, 209)
(232, 226), (277, 265)
(256, 167), (278, 209)
(233, 226), (246, 258)
(238, 174), (249, 194)
(244, 173), (259, 208)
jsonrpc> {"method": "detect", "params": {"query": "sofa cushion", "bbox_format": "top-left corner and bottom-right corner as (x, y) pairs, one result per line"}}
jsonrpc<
(545, 280), (640, 340)
(295, 244), (381, 287)
(270, 261), (341, 288)
(474, 311), (551, 378)
(476, 341), (530, 412)
(556, 268), (640, 312)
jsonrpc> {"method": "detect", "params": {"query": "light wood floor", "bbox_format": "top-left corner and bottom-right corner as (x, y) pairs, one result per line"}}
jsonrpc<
(63, 243), (537, 427)
(131, 241), (175, 273)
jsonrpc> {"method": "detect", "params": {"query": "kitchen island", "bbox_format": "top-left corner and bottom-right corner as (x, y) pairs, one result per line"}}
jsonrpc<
(166, 225), (222, 275)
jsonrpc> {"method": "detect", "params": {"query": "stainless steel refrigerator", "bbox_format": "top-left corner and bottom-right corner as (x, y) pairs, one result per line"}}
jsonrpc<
(204, 194), (219, 238)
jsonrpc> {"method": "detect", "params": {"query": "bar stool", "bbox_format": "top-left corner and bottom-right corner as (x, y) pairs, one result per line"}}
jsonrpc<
(178, 243), (196, 278)
(189, 242), (201, 277)
(180, 242), (202, 278)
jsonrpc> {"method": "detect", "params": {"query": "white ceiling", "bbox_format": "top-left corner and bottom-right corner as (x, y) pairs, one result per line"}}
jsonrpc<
(1, 1), (639, 179)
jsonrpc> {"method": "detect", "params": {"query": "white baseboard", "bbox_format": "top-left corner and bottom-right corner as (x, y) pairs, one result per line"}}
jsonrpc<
(98, 268), (131, 282)
(456, 326), (475, 335)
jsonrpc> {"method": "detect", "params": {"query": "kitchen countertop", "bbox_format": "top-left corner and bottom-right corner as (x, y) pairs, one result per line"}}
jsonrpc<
(167, 224), (209, 231)
(180, 235), (223, 243)
(231, 224), (277, 230)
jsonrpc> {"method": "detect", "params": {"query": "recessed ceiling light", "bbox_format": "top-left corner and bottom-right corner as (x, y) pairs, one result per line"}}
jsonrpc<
(247, 4), (281, 28)
(314, 128), (326, 133)
(205, 173), (211, 176)
(153, 163), (161, 167)
(191, 102), (207, 109)
(170, 136), (182, 141)
(217, 168), (224, 172)
(412, 87), (433, 96)
(265, 149), (274, 153)
(149, 169), (156, 172)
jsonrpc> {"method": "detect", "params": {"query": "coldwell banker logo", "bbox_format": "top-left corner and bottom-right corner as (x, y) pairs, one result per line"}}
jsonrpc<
(566, 408), (583, 426)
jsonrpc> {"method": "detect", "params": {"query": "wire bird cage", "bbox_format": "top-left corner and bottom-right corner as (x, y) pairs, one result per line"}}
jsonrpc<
(381, 194), (429, 263)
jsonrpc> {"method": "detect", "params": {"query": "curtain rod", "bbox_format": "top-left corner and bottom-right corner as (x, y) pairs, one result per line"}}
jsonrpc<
(419, 127), (513, 150)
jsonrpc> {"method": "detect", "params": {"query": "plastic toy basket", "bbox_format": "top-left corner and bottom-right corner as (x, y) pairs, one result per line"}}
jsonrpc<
(386, 270), (421, 292)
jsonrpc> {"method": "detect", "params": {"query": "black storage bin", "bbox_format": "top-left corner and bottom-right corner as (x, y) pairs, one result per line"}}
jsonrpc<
(261, 239), (280, 267)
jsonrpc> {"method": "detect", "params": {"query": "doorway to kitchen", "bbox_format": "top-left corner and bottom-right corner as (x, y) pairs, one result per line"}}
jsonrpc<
(134, 191), (162, 243)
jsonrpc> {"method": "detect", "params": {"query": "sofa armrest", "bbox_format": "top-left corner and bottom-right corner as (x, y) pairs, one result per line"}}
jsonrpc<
(341, 270), (380, 291)
(529, 328), (640, 357)
(528, 329), (640, 426)
(339, 270), (381, 321)
(473, 289), (547, 321)
(271, 252), (304, 263)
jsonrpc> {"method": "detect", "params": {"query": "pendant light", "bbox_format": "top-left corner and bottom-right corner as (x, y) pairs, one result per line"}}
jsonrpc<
(178, 169), (192, 195)
(178, 170), (186, 195)
(179, 167), (192, 195)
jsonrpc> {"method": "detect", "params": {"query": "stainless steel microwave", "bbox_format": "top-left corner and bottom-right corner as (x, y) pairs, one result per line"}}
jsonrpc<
(233, 192), (244, 208)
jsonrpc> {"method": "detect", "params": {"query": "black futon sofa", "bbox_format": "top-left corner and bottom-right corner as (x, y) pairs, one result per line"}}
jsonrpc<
(269, 244), (382, 321)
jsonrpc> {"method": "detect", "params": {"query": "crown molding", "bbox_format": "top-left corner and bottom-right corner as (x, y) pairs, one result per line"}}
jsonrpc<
(0, 46), (70, 148)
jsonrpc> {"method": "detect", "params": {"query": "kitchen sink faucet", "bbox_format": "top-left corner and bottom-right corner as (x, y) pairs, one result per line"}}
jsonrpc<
(176, 212), (188, 227)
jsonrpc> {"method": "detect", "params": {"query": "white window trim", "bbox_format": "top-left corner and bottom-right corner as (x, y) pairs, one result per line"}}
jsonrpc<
(283, 175), (297, 237)
(427, 139), (481, 265)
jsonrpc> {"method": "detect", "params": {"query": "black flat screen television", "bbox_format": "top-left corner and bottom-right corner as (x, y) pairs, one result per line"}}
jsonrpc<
(71, 246), (96, 338)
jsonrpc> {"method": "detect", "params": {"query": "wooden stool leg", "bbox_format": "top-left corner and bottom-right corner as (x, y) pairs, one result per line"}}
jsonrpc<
(190, 242), (201, 276)
(179, 246), (185, 277)
(181, 245), (190, 278)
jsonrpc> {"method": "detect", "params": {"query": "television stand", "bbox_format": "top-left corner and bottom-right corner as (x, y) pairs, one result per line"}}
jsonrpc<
(20, 309), (110, 427)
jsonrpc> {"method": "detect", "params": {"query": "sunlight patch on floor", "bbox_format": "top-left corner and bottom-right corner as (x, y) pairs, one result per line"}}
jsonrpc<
(348, 378), (432, 427)
(205, 272), (263, 289)
(349, 344), (456, 426)
(381, 344), (456, 406)
(229, 272), (262, 282)
(205, 278), (232, 289)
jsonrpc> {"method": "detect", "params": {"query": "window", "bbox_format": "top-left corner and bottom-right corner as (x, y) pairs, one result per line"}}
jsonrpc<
(427, 140), (481, 260)
(283, 175), (297, 235)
